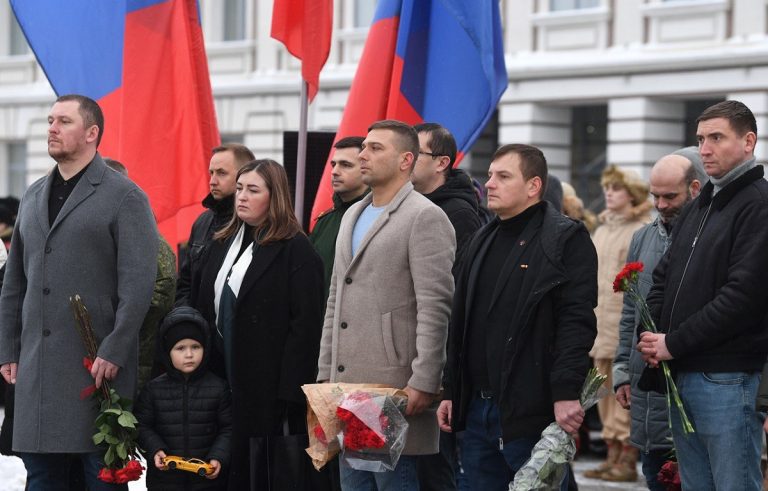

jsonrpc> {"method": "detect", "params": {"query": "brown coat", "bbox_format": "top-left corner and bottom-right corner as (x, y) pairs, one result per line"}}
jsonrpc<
(590, 203), (652, 359)
(317, 182), (455, 455)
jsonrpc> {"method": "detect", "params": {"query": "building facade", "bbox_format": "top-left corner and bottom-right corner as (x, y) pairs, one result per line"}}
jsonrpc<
(0, 0), (766, 209)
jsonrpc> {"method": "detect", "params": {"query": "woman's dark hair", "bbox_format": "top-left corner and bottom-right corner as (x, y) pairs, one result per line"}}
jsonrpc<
(214, 159), (303, 244)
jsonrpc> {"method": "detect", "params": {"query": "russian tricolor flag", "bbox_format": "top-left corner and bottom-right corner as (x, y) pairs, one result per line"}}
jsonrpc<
(10, 0), (220, 249)
(310, 0), (508, 224)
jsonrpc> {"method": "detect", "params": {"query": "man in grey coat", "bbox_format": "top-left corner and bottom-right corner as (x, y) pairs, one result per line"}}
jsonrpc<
(0, 94), (158, 490)
(613, 149), (704, 489)
(317, 120), (455, 491)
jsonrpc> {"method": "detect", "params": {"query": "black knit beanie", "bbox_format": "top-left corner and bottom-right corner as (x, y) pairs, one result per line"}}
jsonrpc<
(163, 321), (205, 353)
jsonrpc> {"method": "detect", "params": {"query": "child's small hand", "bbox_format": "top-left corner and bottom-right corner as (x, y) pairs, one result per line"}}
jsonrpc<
(206, 459), (221, 479)
(154, 450), (168, 471)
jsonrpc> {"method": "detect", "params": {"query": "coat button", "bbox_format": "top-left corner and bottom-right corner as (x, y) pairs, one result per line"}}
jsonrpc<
(45, 246), (52, 253)
(42, 329), (51, 337)
(345, 277), (352, 284)
(340, 322), (348, 329)
(338, 365), (345, 373)
(42, 288), (50, 295)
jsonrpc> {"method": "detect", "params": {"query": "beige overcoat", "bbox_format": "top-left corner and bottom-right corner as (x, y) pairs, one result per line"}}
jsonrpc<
(590, 203), (652, 359)
(317, 182), (455, 455)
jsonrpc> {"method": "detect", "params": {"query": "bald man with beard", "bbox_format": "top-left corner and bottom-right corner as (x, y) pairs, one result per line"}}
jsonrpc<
(612, 151), (705, 488)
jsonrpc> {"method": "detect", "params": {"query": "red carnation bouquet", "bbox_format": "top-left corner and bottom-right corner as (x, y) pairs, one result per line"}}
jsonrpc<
(335, 391), (407, 471)
(303, 383), (408, 472)
(72, 295), (144, 484)
(613, 262), (694, 434)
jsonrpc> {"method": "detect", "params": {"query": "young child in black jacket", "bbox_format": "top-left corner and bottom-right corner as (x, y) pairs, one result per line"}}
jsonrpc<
(135, 306), (232, 490)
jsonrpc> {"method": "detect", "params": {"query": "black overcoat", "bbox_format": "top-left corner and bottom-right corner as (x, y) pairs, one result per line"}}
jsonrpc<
(195, 230), (324, 490)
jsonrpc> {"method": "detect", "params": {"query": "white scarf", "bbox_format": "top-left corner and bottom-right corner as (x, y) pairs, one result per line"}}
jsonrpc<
(214, 225), (253, 322)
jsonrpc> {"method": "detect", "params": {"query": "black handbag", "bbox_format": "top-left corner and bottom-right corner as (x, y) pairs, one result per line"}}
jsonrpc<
(249, 430), (332, 491)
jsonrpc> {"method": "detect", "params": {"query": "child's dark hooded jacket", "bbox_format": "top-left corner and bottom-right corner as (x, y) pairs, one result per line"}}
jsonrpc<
(135, 306), (232, 490)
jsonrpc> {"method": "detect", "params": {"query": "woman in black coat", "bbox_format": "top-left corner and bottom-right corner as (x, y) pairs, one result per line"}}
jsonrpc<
(195, 160), (325, 490)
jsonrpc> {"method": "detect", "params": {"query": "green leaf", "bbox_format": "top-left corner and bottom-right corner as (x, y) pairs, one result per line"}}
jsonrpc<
(104, 408), (122, 415)
(92, 433), (105, 445)
(117, 414), (135, 429)
(104, 435), (119, 445)
(99, 424), (112, 435)
(110, 390), (120, 404)
(116, 442), (127, 460)
(104, 445), (115, 466)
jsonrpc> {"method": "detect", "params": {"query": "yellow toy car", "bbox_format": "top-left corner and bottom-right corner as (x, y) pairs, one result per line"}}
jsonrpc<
(162, 456), (214, 476)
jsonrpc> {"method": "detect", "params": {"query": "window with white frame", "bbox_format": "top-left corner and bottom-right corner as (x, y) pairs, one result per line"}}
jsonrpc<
(223, 0), (246, 41)
(550, 0), (600, 10)
(10, 11), (30, 55)
(6, 142), (27, 198)
(354, 0), (376, 28)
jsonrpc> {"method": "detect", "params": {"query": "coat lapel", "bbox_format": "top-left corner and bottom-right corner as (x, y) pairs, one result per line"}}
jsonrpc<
(236, 239), (284, 305)
(487, 210), (544, 313)
(34, 171), (54, 236)
(464, 226), (496, 317)
(346, 182), (413, 272)
(337, 194), (370, 270)
(49, 156), (106, 235)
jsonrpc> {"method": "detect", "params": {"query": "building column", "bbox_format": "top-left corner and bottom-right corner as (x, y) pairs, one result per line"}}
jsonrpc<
(497, 102), (572, 181)
(727, 91), (768, 164)
(607, 97), (685, 178)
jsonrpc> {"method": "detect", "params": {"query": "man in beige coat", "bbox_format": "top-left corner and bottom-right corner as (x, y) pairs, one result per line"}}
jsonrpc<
(317, 120), (455, 490)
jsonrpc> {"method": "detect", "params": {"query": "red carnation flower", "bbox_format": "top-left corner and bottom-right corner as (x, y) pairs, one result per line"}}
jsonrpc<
(613, 262), (644, 292)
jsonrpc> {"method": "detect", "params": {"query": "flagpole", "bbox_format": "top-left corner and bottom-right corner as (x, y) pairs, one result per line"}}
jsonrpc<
(294, 80), (309, 227)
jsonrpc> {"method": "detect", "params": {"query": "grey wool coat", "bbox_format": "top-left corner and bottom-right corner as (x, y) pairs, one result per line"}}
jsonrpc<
(317, 181), (456, 455)
(0, 154), (158, 452)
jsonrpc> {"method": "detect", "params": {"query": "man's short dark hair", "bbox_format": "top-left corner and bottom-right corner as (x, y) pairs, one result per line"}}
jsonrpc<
(368, 120), (419, 157)
(492, 144), (548, 198)
(212, 143), (256, 168)
(104, 158), (128, 176)
(56, 94), (104, 147)
(414, 122), (457, 172)
(334, 136), (365, 151)
(697, 100), (758, 137)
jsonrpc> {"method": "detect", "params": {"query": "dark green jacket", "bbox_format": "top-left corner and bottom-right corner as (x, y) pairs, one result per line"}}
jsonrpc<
(309, 190), (368, 299)
(138, 237), (177, 390)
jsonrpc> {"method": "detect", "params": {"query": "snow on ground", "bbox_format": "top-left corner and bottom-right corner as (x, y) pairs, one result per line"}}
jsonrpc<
(0, 407), (147, 490)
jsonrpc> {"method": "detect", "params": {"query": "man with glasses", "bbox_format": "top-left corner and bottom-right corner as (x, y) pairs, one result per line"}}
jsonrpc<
(411, 123), (482, 268)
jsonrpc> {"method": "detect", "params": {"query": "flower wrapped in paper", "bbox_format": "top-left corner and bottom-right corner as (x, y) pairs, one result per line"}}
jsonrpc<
(302, 383), (408, 472)
(511, 368), (607, 490)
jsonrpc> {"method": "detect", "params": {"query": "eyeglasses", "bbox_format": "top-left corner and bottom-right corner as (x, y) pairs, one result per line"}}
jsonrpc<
(419, 151), (441, 158)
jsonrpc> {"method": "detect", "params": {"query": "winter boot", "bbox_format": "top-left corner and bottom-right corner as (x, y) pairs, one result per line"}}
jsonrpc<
(602, 445), (639, 482)
(583, 439), (620, 479)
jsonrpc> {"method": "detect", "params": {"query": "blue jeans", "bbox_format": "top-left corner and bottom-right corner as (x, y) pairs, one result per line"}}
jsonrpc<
(19, 452), (128, 491)
(641, 449), (670, 491)
(671, 371), (763, 491)
(340, 455), (419, 491)
(460, 395), (568, 491)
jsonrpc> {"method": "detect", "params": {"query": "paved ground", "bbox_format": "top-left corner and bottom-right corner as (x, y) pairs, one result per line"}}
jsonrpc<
(573, 455), (648, 490)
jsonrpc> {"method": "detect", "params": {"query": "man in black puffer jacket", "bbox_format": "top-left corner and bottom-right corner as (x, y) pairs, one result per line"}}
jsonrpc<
(136, 306), (232, 490)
